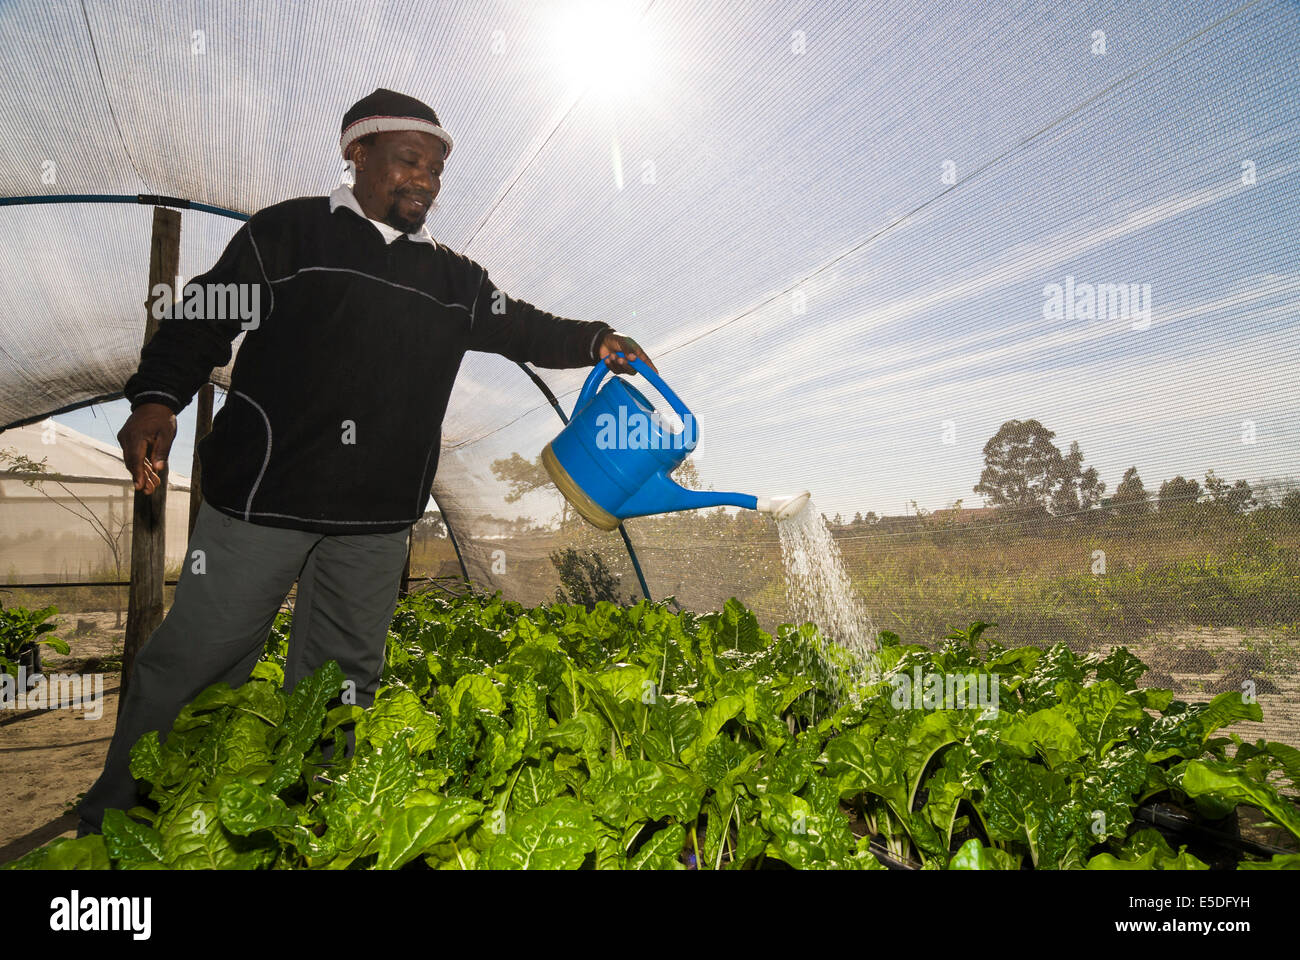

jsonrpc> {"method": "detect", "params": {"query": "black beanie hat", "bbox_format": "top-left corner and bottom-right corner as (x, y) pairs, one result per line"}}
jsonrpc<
(340, 88), (453, 159)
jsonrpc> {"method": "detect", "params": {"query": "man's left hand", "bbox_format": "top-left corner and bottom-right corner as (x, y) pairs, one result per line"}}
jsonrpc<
(597, 331), (658, 375)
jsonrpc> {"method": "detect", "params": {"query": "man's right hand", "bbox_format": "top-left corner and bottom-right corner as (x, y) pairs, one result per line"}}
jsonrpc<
(118, 402), (177, 495)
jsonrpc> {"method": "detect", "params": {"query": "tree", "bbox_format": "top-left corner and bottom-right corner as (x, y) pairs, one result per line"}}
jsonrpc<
(414, 510), (446, 539)
(548, 548), (631, 611)
(1204, 469), (1256, 514)
(490, 451), (568, 527)
(672, 457), (704, 491)
(853, 511), (864, 526)
(1158, 475), (1201, 513)
(1282, 488), (1300, 520)
(1045, 440), (1103, 516)
(975, 419), (1085, 517)
(1227, 479), (1255, 513)
(1203, 469), (1228, 505)
(975, 420), (1060, 515)
(1109, 466), (1152, 516)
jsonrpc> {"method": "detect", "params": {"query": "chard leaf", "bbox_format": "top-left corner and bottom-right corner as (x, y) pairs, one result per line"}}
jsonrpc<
(1261, 741), (1300, 794)
(376, 799), (483, 870)
(758, 793), (853, 869)
(1061, 680), (1147, 759)
(101, 809), (164, 866)
(249, 660), (284, 685)
(356, 689), (441, 753)
(511, 759), (563, 813)
(43, 835), (112, 870)
(1132, 688), (1174, 711)
(1143, 692), (1264, 762)
(1238, 853), (1300, 870)
(741, 734), (819, 796)
(544, 710), (608, 769)
(921, 743), (986, 848)
(585, 757), (706, 825)
(128, 730), (164, 783)
(680, 694), (744, 766)
(217, 778), (296, 836)
(822, 725), (908, 814)
(589, 663), (649, 703)
(947, 838), (1020, 870)
(235, 678), (285, 725)
(1071, 745), (1147, 844)
(1095, 648), (1148, 690)
(636, 694), (702, 762)
(1085, 849), (1160, 870)
(629, 824), (686, 870)
(478, 797), (598, 870)
(179, 683), (240, 720)
(1087, 828), (1208, 870)
(158, 800), (274, 869)
(592, 821), (627, 870)
(265, 660), (345, 794)
(332, 730), (416, 813)
(1180, 758), (1300, 841)
(449, 674), (504, 719)
(982, 755), (1081, 869)
(215, 711), (275, 775)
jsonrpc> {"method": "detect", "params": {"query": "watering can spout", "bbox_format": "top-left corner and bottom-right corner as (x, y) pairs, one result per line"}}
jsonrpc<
(617, 470), (762, 520)
(755, 490), (812, 520)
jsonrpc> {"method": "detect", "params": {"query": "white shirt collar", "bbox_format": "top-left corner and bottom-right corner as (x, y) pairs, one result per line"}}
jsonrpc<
(329, 185), (438, 247)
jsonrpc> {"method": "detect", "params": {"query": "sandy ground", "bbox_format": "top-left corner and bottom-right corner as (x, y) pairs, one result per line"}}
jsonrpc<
(2, 613), (1297, 864)
(1126, 625), (1300, 748)
(0, 610), (127, 862)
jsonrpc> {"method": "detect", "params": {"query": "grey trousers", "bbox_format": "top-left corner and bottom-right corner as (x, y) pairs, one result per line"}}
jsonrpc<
(77, 500), (411, 832)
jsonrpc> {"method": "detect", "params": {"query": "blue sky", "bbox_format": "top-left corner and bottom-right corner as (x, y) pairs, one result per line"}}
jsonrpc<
(36, 0), (1300, 526)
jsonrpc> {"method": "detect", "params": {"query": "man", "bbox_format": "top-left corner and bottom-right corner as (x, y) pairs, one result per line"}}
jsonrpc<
(76, 88), (655, 836)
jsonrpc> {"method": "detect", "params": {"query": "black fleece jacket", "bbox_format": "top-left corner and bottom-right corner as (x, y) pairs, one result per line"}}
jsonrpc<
(123, 195), (612, 534)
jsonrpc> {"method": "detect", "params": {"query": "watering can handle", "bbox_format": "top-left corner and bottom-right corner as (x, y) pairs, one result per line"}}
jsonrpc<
(573, 352), (696, 425)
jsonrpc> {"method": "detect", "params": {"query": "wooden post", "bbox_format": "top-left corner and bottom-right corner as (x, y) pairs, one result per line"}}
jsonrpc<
(399, 539), (412, 598)
(188, 382), (213, 539)
(119, 207), (181, 716)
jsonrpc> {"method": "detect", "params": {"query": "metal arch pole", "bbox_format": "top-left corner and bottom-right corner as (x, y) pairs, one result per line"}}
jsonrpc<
(514, 361), (653, 604)
(431, 493), (472, 587)
(0, 194), (250, 222)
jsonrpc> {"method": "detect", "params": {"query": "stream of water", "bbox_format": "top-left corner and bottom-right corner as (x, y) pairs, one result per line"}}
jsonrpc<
(776, 500), (879, 715)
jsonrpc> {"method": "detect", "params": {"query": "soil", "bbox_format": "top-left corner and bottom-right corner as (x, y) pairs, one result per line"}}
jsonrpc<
(1126, 625), (1300, 748)
(0, 610), (128, 862)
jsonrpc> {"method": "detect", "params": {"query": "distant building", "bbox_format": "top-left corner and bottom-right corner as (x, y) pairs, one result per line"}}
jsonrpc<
(0, 420), (192, 581)
(927, 506), (997, 523)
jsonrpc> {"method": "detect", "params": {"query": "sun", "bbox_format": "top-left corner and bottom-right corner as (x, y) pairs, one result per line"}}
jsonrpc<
(550, 2), (655, 99)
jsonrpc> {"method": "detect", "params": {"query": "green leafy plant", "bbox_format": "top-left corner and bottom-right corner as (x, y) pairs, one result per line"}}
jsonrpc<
(5, 595), (1296, 870)
(0, 602), (70, 677)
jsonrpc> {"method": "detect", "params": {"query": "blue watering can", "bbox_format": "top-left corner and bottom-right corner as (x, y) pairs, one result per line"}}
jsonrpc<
(541, 353), (810, 530)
